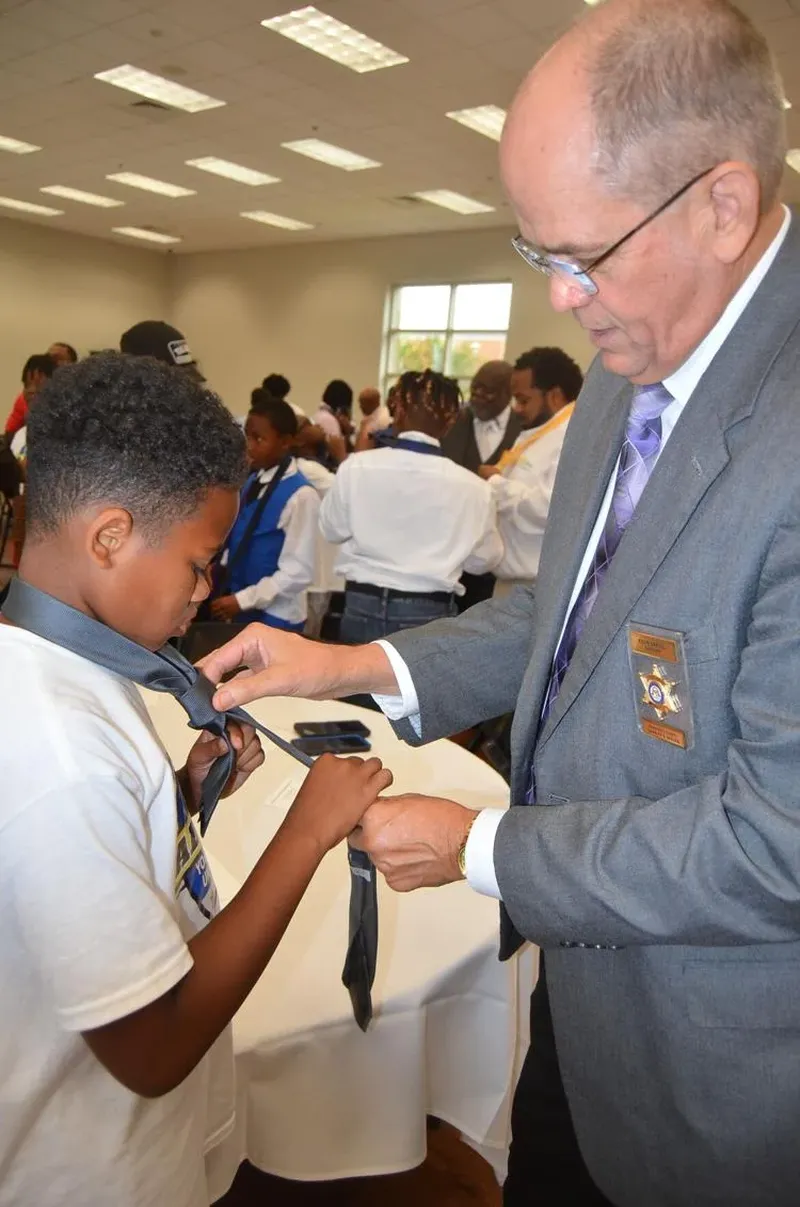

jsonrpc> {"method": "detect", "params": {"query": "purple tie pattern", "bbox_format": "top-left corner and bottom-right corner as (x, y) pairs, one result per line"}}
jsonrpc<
(528, 383), (673, 801)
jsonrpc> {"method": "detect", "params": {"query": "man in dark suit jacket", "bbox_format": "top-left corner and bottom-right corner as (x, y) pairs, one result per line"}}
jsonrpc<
(443, 360), (524, 608)
(203, 1), (800, 1203)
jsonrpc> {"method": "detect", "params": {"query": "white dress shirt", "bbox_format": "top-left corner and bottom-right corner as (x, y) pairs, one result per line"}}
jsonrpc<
(376, 207), (792, 898)
(473, 404), (513, 463)
(232, 458), (320, 625)
(313, 403), (342, 440)
(296, 456), (344, 596)
(362, 404), (392, 435)
(491, 409), (573, 585)
(319, 431), (503, 594)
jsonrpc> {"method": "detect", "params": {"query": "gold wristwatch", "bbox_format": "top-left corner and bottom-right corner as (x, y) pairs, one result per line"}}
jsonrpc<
(457, 814), (478, 879)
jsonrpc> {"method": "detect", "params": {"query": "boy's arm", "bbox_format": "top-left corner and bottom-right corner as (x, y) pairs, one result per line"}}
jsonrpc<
(82, 754), (391, 1097)
(233, 487), (319, 614)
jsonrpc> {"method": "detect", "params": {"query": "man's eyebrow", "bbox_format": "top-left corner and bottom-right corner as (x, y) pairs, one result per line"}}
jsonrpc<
(537, 240), (606, 259)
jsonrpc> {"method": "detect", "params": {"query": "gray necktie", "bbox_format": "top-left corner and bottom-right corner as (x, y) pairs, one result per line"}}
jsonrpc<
(3, 577), (377, 1029)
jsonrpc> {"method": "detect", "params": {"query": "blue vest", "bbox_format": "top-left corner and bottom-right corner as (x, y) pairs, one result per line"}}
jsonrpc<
(225, 467), (310, 625)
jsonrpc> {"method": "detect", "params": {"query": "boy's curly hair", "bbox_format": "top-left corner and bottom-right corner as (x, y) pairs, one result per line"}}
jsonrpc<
(26, 352), (247, 540)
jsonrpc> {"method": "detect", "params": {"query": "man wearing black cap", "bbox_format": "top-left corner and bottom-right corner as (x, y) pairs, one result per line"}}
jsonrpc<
(120, 321), (205, 383)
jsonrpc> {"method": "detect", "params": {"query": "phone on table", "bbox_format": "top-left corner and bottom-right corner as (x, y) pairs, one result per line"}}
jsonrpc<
(291, 733), (372, 757)
(293, 720), (371, 738)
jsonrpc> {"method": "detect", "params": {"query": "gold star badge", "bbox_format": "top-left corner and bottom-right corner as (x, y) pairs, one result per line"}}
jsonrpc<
(639, 663), (682, 720)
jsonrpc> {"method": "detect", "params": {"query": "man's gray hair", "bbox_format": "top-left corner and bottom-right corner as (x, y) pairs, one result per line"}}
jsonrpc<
(586, 0), (787, 212)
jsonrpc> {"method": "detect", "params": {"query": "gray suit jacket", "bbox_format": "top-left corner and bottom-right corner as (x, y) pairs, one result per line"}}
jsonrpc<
(441, 405), (524, 473)
(387, 215), (800, 1206)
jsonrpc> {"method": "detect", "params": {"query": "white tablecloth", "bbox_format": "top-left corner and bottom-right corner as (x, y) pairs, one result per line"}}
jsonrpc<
(142, 693), (536, 1198)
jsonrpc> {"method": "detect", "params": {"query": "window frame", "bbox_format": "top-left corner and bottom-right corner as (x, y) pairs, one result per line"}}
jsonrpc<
(380, 279), (513, 402)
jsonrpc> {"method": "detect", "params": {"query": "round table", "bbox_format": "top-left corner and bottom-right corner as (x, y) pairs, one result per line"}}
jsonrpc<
(142, 692), (532, 1198)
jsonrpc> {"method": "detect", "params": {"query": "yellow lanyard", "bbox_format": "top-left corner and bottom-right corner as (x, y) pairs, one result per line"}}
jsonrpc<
(496, 403), (575, 473)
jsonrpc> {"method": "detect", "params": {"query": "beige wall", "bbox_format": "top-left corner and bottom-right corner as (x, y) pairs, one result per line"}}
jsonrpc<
(0, 216), (168, 409)
(170, 227), (594, 416)
(0, 218), (593, 421)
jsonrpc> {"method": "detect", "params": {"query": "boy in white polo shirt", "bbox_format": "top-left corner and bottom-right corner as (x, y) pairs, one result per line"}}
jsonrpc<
(0, 352), (391, 1207)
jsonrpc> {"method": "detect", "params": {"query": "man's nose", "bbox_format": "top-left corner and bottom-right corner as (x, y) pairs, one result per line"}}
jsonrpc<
(549, 274), (590, 313)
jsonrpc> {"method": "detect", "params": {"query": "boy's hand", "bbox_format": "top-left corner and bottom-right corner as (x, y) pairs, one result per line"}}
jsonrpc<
(210, 594), (241, 622)
(183, 721), (265, 810)
(283, 753), (393, 855)
(478, 464), (501, 479)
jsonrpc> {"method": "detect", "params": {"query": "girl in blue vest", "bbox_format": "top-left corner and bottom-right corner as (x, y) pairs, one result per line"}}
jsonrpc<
(210, 392), (318, 633)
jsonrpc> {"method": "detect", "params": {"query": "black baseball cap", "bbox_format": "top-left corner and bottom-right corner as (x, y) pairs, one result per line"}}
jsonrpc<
(120, 320), (205, 381)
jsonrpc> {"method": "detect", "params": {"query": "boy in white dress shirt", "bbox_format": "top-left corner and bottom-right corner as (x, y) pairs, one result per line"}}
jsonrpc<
(320, 369), (503, 645)
(480, 347), (583, 596)
(0, 352), (392, 1206)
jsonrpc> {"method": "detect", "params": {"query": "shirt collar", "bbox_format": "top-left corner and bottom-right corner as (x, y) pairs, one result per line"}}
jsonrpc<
(257, 456), (296, 483)
(474, 403), (511, 430)
(400, 430), (441, 447)
(664, 205), (791, 407)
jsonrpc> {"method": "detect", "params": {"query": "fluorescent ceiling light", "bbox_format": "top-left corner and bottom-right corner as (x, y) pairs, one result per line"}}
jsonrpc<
(106, 172), (196, 198)
(112, 226), (181, 244)
(786, 149), (800, 174)
(41, 185), (123, 208)
(446, 105), (507, 142)
(0, 196), (63, 215)
(282, 138), (380, 170)
(784, 98), (793, 111)
(412, 190), (495, 215)
(94, 65), (225, 113)
(241, 210), (314, 230)
(0, 134), (41, 154)
(262, 6), (408, 74)
(186, 157), (280, 186)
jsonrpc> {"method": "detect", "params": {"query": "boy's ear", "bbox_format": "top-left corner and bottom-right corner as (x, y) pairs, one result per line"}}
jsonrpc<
(88, 507), (135, 568)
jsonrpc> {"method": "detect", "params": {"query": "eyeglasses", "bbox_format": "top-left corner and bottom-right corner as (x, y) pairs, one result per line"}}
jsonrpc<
(511, 166), (716, 297)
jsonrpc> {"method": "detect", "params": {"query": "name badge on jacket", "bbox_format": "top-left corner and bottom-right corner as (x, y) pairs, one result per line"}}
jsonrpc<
(627, 623), (695, 750)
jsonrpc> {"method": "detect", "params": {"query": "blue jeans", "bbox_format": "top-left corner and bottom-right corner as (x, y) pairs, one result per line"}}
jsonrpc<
(338, 586), (457, 646)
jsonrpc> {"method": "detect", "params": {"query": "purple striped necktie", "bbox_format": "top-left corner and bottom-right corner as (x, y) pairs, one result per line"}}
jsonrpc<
(529, 383), (673, 799)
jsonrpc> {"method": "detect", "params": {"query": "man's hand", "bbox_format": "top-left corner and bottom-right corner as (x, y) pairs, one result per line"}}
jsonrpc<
(198, 624), (400, 711)
(210, 594), (241, 622)
(350, 794), (477, 892)
(478, 464), (502, 480)
(183, 721), (265, 811)
(283, 754), (394, 855)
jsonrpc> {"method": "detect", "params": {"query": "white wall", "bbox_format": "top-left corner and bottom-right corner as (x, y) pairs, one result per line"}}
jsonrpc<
(169, 227), (594, 416)
(0, 219), (593, 420)
(0, 217), (169, 407)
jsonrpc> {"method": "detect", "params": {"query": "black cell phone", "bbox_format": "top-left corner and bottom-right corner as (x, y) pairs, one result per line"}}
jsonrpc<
(291, 733), (373, 757)
(293, 720), (371, 738)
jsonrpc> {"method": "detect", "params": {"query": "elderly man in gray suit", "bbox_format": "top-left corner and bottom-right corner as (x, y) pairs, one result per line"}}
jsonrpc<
(203, 1), (800, 1203)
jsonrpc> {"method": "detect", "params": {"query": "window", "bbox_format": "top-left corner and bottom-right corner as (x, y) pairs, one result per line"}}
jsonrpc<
(381, 281), (513, 402)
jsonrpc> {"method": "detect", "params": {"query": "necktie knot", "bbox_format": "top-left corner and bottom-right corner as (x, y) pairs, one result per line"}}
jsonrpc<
(629, 381), (673, 427)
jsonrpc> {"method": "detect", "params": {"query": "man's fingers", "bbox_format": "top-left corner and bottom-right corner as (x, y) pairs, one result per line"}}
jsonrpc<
(197, 624), (269, 686)
(213, 669), (275, 711)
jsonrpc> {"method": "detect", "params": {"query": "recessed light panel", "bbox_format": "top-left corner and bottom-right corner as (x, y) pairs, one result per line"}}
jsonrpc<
(412, 190), (495, 215)
(186, 157), (280, 186)
(94, 65), (225, 113)
(112, 226), (181, 244)
(106, 172), (196, 198)
(262, 6), (407, 74)
(0, 134), (41, 154)
(41, 186), (123, 208)
(282, 138), (380, 171)
(446, 106), (506, 142)
(0, 196), (63, 215)
(241, 210), (314, 230)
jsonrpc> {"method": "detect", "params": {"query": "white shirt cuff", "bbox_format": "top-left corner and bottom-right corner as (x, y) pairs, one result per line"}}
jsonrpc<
(370, 640), (421, 734)
(465, 808), (504, 899)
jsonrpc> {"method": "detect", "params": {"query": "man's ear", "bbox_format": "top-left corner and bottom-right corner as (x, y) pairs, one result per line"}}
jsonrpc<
(87, 507), (135, 569)
(703, 161), (761, 265)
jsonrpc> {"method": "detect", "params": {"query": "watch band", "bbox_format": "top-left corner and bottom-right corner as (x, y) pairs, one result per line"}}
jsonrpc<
(457, 812), (478, 879)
